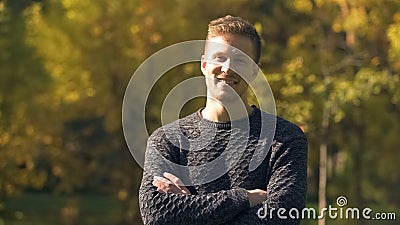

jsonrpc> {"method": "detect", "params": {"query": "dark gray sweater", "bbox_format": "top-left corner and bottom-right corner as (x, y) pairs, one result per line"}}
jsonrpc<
(139, 106), (308, 225)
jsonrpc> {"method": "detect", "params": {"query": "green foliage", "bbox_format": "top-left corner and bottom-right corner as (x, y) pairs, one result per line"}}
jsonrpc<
(0, 0), (50, 199)
(258, 0), (400, 213)
(0, 0), (399, 224)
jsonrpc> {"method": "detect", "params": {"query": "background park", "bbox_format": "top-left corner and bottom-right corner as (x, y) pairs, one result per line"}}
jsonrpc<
(1, 0), (399, 224)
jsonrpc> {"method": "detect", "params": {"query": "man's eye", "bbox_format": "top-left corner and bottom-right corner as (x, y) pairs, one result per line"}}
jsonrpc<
(214, 56), (227, 62)
(234, 58), (248, 64)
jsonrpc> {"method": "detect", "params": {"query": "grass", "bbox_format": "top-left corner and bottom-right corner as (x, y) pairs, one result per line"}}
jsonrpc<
(1, 194), (397, 225)
(1, 192), (125, 225)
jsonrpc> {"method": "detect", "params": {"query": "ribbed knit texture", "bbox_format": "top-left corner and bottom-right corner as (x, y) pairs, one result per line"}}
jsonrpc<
(139, 106), (308, 225)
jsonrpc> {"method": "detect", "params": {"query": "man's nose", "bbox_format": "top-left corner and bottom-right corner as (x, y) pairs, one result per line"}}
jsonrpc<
(220, 58), (231, 73)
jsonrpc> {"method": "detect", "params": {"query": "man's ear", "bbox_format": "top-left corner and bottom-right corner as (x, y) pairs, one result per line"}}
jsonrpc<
(200, 55), (207, 76)
(248, 63), (260, 81)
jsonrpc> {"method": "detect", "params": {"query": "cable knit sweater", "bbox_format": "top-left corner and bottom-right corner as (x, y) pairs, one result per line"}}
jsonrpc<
(139, 106), (308, 225)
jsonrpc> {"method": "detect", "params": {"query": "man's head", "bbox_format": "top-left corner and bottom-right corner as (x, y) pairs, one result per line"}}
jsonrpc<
(201, 15), (261, 103)
(206, 15), (261, 63)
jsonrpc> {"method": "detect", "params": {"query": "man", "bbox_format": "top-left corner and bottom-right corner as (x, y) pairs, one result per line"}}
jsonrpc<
(139, 15), (308, 224)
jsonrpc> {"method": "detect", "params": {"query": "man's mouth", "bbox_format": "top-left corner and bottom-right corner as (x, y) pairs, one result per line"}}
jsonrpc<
(216, 78), (238, 85)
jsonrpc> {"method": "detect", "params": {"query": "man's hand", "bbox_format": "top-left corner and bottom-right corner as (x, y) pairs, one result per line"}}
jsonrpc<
(247, 189), (267, 207)
(153, 172), (267, 207)
(152, 172), (190, 195)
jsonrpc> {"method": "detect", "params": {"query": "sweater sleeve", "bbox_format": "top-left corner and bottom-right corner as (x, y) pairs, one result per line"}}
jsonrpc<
(139, 128), (251, 225)
(223, 137), (308, 225)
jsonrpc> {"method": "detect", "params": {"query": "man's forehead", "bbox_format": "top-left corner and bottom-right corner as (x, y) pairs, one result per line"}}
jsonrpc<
(205, 41), (248, 55)
(204, 35), (255, 59)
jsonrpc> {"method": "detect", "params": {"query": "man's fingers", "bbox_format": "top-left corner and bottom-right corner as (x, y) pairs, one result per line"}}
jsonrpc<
(163, 172), (190, 195)
(152, 173), (190, 195)
(153, 175), (189, 195)
(154, 176), (172, 184)
(153, 176), (172, 191)
(163, 172), (184, 186)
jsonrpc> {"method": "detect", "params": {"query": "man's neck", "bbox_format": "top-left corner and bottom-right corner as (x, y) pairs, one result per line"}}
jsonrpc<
(201, 99), (253, 122)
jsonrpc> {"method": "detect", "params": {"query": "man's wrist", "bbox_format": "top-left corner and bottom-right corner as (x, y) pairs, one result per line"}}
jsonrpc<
(247, 189), (267, 207)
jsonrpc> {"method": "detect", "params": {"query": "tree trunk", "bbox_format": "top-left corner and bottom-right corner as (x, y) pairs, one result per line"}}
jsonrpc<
(318, 106), (329, 225)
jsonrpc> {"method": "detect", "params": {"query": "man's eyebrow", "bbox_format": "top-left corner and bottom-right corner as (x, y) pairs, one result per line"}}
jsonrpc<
(231, 48), (249, 57)
(234, 53), (247, 58)
(211, 52), (225, 57)
(210, 51), (247, 58)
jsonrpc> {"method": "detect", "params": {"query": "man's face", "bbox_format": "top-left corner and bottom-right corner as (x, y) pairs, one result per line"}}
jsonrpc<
(201, 34), (258, 103)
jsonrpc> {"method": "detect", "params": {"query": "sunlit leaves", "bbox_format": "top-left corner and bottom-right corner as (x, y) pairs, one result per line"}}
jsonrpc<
(334, 6), (368, 33)
(1, 1), (399, 223)
(387, 22), (400, 67)
(261, 0), (400, 211)
(25, 3), (95, 106)
(61, 0), (100, 22)
(285, 0), (314, 14)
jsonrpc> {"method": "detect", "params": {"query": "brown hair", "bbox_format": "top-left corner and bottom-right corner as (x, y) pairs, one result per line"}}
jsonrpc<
(206, 15), (262, 63)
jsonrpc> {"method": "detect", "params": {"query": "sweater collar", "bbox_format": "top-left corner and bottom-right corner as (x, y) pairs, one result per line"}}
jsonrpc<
(196, 105), (259, 129)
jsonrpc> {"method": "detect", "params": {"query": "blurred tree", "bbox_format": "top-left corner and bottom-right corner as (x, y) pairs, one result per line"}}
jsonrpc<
(23, 0), (143, 223)
(0, 0), (49, 209)
(0, 0), (399, 224)
(255, 1), (400, 225)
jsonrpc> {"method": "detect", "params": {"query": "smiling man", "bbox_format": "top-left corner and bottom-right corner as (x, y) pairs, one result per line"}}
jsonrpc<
(201, 33), (258, 121)
(139, 15), (308, 225)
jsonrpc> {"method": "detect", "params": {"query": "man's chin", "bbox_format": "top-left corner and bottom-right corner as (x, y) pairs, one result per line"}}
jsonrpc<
(211, 93), (242, 104)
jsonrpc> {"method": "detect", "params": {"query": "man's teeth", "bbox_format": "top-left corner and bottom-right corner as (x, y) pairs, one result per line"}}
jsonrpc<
(217, 78), (236, 84)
